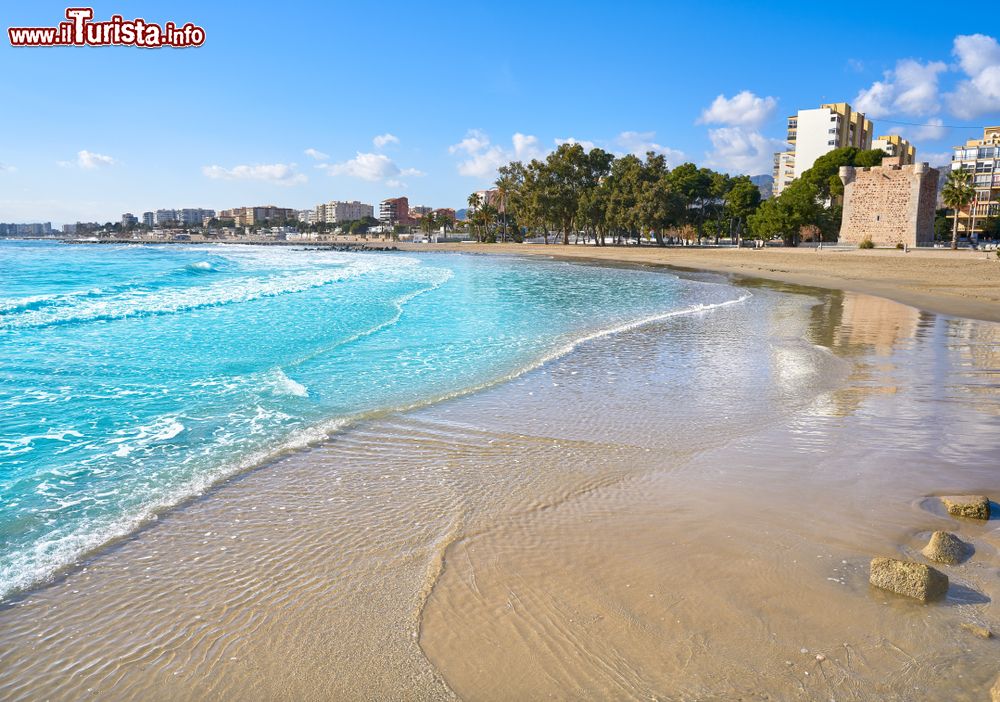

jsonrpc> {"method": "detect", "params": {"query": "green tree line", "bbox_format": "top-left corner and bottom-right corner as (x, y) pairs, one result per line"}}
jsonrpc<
(484, 143), (891, 247)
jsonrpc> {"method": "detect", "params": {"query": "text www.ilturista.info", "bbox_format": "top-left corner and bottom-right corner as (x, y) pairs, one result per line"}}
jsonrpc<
(8, 8), (205, 48)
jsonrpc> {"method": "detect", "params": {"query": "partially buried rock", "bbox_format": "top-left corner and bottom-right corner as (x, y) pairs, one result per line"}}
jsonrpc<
(940, 495), (991, 520)
(869, 557), (948, 602)
(921, 530), (970, 564)
(960, 621), (992, 639)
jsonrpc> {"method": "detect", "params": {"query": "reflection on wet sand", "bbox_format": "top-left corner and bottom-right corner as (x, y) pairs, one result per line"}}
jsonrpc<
(1, 278), (999, 701)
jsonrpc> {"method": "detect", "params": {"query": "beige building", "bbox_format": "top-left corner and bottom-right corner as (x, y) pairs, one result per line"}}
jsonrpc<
(314, 200), (374, 224)
(949, 126), (1000, 238)
(838, 157), (938, 247)
(771, 151), (796, 196)
(872, 134), (916, 165)
(218, 206), (296, 227)
(773, 102), (873, 197)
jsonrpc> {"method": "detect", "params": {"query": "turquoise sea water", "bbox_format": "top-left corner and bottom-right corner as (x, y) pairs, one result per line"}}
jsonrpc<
(0, 240), (747, 599)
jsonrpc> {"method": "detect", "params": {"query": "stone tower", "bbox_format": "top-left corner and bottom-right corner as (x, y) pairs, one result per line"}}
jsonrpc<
(838, 157), (939, 247)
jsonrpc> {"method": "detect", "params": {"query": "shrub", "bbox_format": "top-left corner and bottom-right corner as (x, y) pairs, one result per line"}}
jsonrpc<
(859, 239), (875, 249)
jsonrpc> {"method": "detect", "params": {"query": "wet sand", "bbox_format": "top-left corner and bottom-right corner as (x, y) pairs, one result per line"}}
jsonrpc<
(400, 243), (1000, 324)
(1, 270), (999, 701)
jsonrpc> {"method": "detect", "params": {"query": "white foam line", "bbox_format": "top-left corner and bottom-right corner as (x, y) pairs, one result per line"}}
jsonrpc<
(1, 260), (381, 331)
(284, 268), (454, 370)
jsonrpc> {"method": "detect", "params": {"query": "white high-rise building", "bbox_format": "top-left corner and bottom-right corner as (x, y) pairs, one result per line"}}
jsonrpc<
(773, 103), (873, 197)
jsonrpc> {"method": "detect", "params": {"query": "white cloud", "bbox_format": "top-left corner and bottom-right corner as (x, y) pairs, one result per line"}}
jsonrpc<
(449, 129), (492, 156)
(323, 152), (398, 181)
(854, 59), (947, 117)
(697, 91), (778, 128)
(910, 118), (947, 141)
(555, 137), (597, 151)
(512, 133), (540, 158)
(59, 150), (116, 169)
(847, 58), (865, 73)
(893, 60), (948, 115)
(921, 151), (953, 167)
(304, 148), (329, 161)
(703, 127), (784, 175)
(202, 163), (307, 185)
(449, 130), (542, 178)
(946, 34), (1000, 119)
(953, 33), (1000, 77)
(320, 152), (422, 182)
(373, 133), (400, 148)
(614, 131), (685, 165)
(385, 179), (406, 188)
(0, 162), (15, 173)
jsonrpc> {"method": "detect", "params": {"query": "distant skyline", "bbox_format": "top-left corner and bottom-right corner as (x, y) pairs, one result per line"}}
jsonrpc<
(1, 0), (999, 224)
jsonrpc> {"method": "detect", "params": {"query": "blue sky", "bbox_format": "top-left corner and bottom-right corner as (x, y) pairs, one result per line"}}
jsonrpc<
(1, 0), (998, 224)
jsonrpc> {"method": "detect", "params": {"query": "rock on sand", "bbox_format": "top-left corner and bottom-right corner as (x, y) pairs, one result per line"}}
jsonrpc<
(940, 495), (990, 520)
(869, 557), (948, 602)
(921, 531), (970, 564)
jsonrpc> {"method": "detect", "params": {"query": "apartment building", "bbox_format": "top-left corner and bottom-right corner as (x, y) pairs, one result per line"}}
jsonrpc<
(154, 209), (178, 225)
(379, 197), (411, 225)
(950, 126), (1000, 238)
(773, 102), (873, 197)
(771, 151), (796, 197)
(315, 200), (374, 224)
(218, 206), (297, 227)
(179, 208), (215, 226)
(872, 135), (916, 165)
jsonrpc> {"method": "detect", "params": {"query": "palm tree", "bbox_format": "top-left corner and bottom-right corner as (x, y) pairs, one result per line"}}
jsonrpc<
(942, 169), (975, 250)
(495, 175), (513, 242)
(467, 193), (482, 242)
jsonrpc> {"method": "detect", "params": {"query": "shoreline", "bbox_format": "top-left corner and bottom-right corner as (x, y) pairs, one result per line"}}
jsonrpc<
(2, 247), (999, 699)
(399, 242), (1000, 324)
(21, 236), (1000, 322)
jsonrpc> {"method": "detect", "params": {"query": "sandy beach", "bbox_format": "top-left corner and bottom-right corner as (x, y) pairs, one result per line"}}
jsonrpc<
(2, 251), (999, 701)
(400, 243), (1000, 323)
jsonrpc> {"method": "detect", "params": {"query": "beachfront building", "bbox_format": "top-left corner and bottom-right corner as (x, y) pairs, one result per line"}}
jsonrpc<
(469, 189), (500, 211)
(773, 102), (873, 197)
(154, 209), (178, 226)
(141, 211), (154, 227)
(218, 206), (297, 227)
(0, 222), (53, 236)
(179, 209), (215, 227)
(772, 151), (796, 197)
(949, 126), (1000, 239)
(315, 200), (374, 224)
(432, 207), (456, 221)
(379, 197), (411, 226)
(121, 213), (138, 228)
(838, 156), (938, 247)
(872, 135), (916, 165)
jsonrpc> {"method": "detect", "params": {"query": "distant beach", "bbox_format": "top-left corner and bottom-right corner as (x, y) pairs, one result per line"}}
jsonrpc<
(400, 242), (1000, 323)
